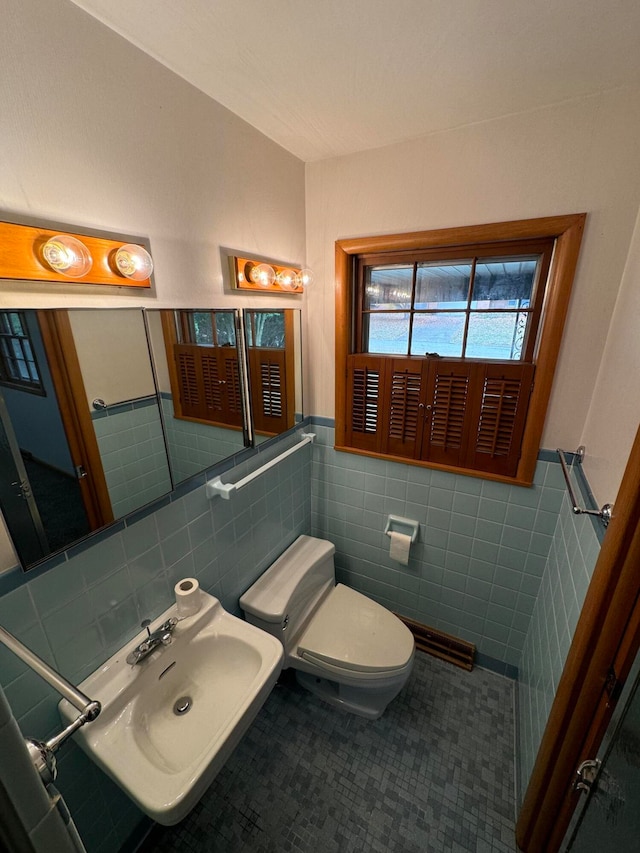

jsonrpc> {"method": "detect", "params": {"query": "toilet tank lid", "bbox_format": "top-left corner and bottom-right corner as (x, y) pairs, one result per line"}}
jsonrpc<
(240, 535), (335, 623)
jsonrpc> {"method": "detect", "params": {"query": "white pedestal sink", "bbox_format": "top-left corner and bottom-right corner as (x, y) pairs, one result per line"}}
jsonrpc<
(59, 593), (283, 825)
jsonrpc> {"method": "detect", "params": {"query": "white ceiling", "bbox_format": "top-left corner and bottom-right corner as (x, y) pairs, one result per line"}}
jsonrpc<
(70, 0), (640, 162)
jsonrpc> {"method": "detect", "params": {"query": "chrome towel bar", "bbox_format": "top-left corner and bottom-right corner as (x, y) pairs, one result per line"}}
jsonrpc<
(206, 432), (315, 500)
(556, 446), (613, 526)
(0, 624), (101, 785)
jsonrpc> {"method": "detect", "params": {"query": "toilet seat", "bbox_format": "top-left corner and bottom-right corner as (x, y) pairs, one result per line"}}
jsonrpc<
(296, 584), (414, 675)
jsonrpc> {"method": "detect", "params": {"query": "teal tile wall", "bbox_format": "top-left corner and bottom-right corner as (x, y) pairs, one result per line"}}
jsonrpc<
(160, 395), (246, 483)
(310, 424), (566, 669)
(0, 436), (311, 853)
(93, 401), (172, 517)
(517, 467), (601, 803)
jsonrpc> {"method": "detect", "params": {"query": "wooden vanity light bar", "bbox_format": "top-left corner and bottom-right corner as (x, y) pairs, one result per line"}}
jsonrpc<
(0, 221), (152, 288)
(230, 255), (304, 294)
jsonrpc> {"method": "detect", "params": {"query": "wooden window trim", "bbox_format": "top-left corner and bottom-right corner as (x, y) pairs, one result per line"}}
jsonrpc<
(335, 214), (586, 485)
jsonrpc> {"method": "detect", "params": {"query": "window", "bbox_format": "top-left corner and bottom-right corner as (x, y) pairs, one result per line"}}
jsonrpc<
(335, 215), (586, 483)
(163, 310), (244, 428)
(359, 241), (550, 362)
(0, 311), (44, 393)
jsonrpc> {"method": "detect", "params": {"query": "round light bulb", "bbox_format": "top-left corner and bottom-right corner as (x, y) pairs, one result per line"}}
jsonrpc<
(249, 263), (276, 288)
(41, 235), (92, 278)
(296, 268), (314, 288)
(276, 268), (298, 290)
(115, 244), (154, 281)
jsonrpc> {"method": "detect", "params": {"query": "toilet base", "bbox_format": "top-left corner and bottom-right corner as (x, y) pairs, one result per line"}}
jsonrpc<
(295, 670), (404, 720)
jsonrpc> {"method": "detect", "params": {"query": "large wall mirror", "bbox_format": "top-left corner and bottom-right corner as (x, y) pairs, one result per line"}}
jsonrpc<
(0, 308), (173, 569)
(0, 306), (302, 571)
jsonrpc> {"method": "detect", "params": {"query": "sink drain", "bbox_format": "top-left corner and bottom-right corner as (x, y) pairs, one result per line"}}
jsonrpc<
(173, 696), (192, 716)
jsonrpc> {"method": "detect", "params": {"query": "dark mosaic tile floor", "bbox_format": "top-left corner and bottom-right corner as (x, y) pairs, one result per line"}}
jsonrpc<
(141, 652), (517, 852)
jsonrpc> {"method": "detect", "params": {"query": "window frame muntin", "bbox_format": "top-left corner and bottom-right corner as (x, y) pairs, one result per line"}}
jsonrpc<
(336, 215), (586, 485)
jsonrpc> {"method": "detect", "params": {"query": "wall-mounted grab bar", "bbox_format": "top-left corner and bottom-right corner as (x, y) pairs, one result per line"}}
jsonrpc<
(556, 446), (613, 526)
(0, 624), (101, 785)
(206, 432), (316, 500)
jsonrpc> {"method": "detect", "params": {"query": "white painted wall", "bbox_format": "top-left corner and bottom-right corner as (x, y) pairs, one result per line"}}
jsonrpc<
(69, 310), (154, 406)
(0, 0), (306, 569)
(0, 0), (305, 313)
(581, 207), (640, 504)
(305, 87), (640, 501)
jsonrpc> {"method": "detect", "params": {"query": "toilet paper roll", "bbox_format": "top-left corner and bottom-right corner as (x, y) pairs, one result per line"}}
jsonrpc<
(174, 577), (202, 618)
(389, 531), (412, 566)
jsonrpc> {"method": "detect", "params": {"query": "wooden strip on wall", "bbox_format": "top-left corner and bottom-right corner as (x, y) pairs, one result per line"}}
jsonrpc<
(398, 614), (476, 671)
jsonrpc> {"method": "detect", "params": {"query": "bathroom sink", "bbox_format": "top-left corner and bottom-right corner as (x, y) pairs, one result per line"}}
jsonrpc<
(59, 593), (283, 825)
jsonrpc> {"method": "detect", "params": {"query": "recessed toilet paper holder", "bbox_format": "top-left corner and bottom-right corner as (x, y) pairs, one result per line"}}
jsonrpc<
(384, 515), (419, 543)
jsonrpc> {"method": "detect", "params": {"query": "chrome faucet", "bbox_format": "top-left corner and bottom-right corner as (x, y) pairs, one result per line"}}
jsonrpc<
(126, 617), (179, 665)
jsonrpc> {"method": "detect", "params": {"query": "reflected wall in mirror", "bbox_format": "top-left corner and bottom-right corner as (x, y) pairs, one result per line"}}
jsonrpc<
(145, 310), (249, 484)
(244, 309), (303, 444)
(0, 308), (172, 570)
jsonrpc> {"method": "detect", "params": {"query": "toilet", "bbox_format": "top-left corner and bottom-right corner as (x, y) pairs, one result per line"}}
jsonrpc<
(239, 535), (415, 720)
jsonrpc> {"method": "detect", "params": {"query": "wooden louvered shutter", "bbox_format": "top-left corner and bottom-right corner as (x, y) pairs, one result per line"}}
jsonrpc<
(249, 349), (289, 435)
(175, 344), (205, 419)
(346, 354), (384, 452)
(219, 349), (244, 427)
(465, 362), (535, 477)
(422, 360), (478, 468)
(201, 349), (223, 415)
(174, 344), (244, 427)
(382, 359), (427, 459)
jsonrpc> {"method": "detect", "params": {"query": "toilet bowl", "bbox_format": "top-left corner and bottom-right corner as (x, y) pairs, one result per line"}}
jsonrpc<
(239, 535), (415, 720)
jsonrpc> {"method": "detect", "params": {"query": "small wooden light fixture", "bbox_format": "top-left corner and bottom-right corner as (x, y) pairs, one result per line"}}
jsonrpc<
(0, 220), (153, 288)
(230, 255), (312, 294)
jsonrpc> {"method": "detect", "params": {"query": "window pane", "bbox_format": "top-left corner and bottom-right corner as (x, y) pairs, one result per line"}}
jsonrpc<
(415, 262), (472, 309)
(410, 312), (466, 357)
(214, 312), (236, 347)
(466, 312), (528, 359)
(191, 312), (213, 345)
(471, 258), (538, 308)
(364, 265), (413, 310)
(365, 312), (410, 354)
(9, 313), (24, 336)
(251, 312), (285, 348)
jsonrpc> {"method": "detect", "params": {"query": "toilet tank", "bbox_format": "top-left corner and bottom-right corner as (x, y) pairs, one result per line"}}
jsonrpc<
(239, 535), (335, 658)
